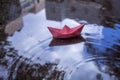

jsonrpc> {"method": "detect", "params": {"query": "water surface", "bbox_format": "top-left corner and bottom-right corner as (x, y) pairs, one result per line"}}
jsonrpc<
(0, 10), (120, 80)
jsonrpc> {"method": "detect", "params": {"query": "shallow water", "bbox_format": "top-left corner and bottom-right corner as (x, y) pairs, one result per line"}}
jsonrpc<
(0, 10), (120, 80)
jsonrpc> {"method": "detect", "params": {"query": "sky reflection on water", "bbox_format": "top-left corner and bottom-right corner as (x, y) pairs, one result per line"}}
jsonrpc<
(0, 10), (120, 80)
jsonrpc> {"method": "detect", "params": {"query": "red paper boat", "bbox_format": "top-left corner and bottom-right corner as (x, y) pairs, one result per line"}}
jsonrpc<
(48, 24), (85, 38)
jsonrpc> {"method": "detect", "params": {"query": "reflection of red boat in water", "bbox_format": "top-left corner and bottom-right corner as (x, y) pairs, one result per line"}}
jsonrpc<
(48, 24), (85, 38)
(49, 36), (85, 46)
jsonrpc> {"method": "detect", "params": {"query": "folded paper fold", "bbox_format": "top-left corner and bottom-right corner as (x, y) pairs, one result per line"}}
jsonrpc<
(48, 24), (85, 38)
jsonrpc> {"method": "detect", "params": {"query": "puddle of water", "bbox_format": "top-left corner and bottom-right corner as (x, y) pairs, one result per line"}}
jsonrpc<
(0, 9), (120, 80)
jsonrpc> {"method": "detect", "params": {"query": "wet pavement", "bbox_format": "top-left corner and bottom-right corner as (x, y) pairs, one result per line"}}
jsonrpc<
(0, 9), (120, 80)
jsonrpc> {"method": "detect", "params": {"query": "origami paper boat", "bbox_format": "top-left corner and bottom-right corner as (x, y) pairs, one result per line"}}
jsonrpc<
(48, 24), (85, 38)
